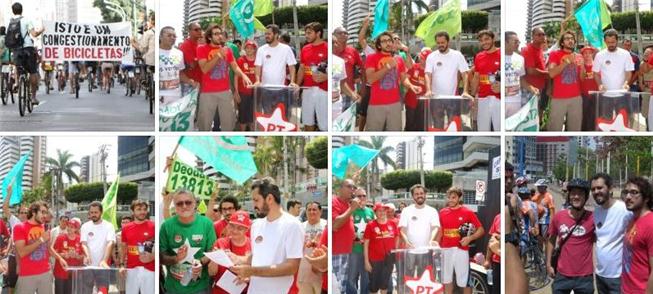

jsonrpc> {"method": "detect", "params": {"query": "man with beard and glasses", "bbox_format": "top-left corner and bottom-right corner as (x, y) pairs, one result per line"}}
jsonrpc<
(13, 201), (52, 294)
(424, 31), (471, 131)
(547, 30), (583, 131)
(397, 184), (440, 291)
(621, 176), (653, 293)
(591, 173), (632, 294)
(80, 201), (116, 294)
(470, 30), (501, 131)
(119, 200), (155, 294)
(160, 189), (216, 294)
(332, 179), (358, 292)
(364, 31), (420, 131)
(4, 186), (28, 294)
(229, 178), (304, 294)
(297, 22), (328, 131)
(546, 178), (595, 293)
(196, 24), (252, 131)
(213, 196), (240, 239)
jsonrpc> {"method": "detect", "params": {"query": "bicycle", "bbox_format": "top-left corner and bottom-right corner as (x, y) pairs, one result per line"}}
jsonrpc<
(143, 66), (154, 114)
(124, 68), (135, 97)
(521, 235), (550, 291)
(73, 71), (80, 99)
(56, 64), (66, 93)
(16, 64), (33, 117)
(0, 63), (13, 105)
(86, 65), (94, 93)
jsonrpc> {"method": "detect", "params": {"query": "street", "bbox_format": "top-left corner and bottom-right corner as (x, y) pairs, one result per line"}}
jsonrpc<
(0, 79), (154, 131)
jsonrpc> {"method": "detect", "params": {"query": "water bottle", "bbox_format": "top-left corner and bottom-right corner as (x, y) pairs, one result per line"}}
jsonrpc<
(180, 267), (193, 286)
(487, 269), (493, 286)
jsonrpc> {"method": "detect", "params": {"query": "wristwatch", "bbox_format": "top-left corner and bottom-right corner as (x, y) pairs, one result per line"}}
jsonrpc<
(504, 231), (519, 247)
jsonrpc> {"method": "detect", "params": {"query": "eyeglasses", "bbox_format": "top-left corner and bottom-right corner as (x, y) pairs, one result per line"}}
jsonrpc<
(39, 210), (49, 214)
(212, 32), (222, 36)
(625, 189), (641, 196)
(534, 33), (545, 36)
(192, 28), (202, 31)
(380, 38), (393, 44)
(175, 200), (193, 207)
(344, 184), (355, 189)
(563, 37), (575, 41)
(221, 207), (235, 212)
(355, 194), (367, 198)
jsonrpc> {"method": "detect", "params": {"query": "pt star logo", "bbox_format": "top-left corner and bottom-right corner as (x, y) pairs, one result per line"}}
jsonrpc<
(355, 218), (367, 235)
(428, 116), (462, 132)
(256, 103), (297, 132)
(404, 266), (444, 294)
(596, 109), (636, 132)
(173, 238), (200, 264)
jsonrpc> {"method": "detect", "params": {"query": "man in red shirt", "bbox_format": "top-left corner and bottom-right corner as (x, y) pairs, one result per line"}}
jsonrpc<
(622, 177), (653, 293)
(332, 179), (358, 292)
(119, 199), (155, 294)
(196, 24), (252, 131)
(545, 179), (595, 293)
(579, 46), (598, 131)
(13, 201), (52, 294)
(297, 22), (328, 131)
(365, 32), (420, 131)
(472, 30), (501, 131)
(405, 48), (430, 131)
(213, 196), (240, 239)
(209, 211), (251, 294)
(333, 27), (364, 112)
(438, 186), (484, 294)
(363, 203), (398, 294)
(547, 30), (583, 131)
(235, 41), (258, 131)
(179, 22), (203, 94)
(522, 27), (550, 120)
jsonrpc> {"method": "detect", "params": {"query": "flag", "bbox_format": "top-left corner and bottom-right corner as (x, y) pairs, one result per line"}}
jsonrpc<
(254, 0), (274, 16)
(506, 94), (539, 131)
(415, 0), (462, 48)
(230, 0), (256, 39)
(372, 0), (390, 39)
(333, 103), (357, 132)
(198, 200), (208, 214)
(575, 0), (611, 49)
(101, 174), (120, 230)
(332, 144), (380, 180)
(1, 152), (30, 206)
(178, 136), (258, 185)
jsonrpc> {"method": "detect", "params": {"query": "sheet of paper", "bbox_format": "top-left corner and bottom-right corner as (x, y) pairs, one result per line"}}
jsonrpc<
(216, 269), (247, 294)
(204, 250), (235, 267)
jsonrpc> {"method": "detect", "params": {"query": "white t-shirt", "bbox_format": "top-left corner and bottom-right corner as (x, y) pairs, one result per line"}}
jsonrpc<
(254, 43), (297, 86)
(505, 53), (526, 103)
(594, 200), (633, 278)
(592, 48), (634, 91)
(298, 219), (326, 284)
(159, 47), (186, 103)
(80, 220), (116, 266)
(425, 48), (469, 96)
(248, 212), (304, 294)
(332, 55), (346, 118)
(9, 214), (20, 230)
(398, 204), (440, 248)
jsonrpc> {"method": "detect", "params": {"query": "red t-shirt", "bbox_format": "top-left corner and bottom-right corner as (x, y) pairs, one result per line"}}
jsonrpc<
(0, 219), (9, 238)
(405, 64), (426, 109)
(13, 221), (50, 276)
(179, 38), (202, 83)
(365, 52), (405, 105)
(237, 56), (256, 96)
(53, 234), (84, 279)
(548, 50), (582, 99)
(622, 212), (653, 293)
(121, 220), (155, 271)
(547, 210), (595, 277)
(335, 46), (364, 90)
(214, 219), (229, 239)
(320, 227), (328, 291)
(363, 220), (397, 262)
(211, 237), (251, 294)
(439, 206), (483, 250)
(196, 44), (234, 93)
(522, 43), (547, 90)
(474, 49), (501, 98)
(580, 64), (599, 96)
(300, 42), (328, 91)
(489, 214), (501, 264)
(332, 196), (355, 255)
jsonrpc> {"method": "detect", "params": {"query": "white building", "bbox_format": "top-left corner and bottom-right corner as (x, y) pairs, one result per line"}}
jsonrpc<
(0, 137), (47, 198)
(622, 0), (651, 11)
(89, 152), (104, 183)
(526, 0), (567, 41)
(341, 0), (375, 45)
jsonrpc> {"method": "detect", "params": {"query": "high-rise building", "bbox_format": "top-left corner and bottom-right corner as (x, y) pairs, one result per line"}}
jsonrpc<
(505, 137), (543, 178)
(184, 0), (224, 34)
(118, 136), (155, 203)
(622, 0), (651, 11)
(79, 155), (90, 183)
(396, 140), (420, 170)
(0, 137), (47, 196)
(342, 0), (375, 44)
(526, 0), (567, 41)
(89, 152), (103, 183)
(467, 0), (501, 34)
(536, 136), (578, 176)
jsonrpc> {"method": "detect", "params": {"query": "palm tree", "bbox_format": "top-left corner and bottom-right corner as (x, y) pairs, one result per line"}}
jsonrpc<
(358, 137), (396, 198)
(46, 149), (80, 214)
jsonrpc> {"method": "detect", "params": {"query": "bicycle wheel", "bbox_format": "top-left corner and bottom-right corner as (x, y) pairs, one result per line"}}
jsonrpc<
(148, 74), (153, 114)
(526, 245), (550, 291)
(1, 74), (6, 105)
(18, 76), (26, 117)
(88, 73), (92, 92)
(45, 78), (50, 95)
(9, 77), (14, 104)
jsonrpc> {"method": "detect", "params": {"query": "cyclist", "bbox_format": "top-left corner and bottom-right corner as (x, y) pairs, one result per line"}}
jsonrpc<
(0, 26), (12, 98)
(100, 61), (113, 93)
(55, 60), (65, 93)
(518, 187), (539, 260)
(532, 179), (555, 250)
(6, 2), (45, 105)
(121, 56), (136, 96)
(41, 59), (54, 92)
(83, 61), (98, 90)
(68, 61), (80, 95)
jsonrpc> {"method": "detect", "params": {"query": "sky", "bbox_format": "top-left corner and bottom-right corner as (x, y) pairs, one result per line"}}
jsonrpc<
(355, 136), (435, 173)
(46, 136), (118, 183)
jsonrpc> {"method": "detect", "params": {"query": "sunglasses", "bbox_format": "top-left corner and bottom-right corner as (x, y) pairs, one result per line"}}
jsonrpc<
(175, 200), (193, 207)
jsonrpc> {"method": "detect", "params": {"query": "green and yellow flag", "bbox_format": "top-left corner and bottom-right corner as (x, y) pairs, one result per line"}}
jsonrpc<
(101, 174), (120, 230)
(415, 0), (462, 48)
(254, 0), (274, 16)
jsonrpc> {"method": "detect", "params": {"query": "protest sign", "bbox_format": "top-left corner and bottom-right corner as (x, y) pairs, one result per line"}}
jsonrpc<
(160, 89), (198, 132)
(166, 157), (216, 200)
(42, 21), (131, 61)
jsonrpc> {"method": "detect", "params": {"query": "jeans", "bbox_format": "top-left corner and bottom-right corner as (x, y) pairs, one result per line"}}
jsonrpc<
(552, 273), (594, 294)
(595, 274), (621, 294)
(346, 252), (368, 294)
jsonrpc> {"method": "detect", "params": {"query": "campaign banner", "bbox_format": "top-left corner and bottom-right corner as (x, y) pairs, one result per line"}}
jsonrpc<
(422, 95), (474, 131)
(594, 91), (641, 132)
(42, 21), (132, 61)
(506, 94), (539, 131)
(333, 103), (357, 132)
(166, 157), (216, 200)
(160, 89), (198, 132)
(253, 86), (300, 132)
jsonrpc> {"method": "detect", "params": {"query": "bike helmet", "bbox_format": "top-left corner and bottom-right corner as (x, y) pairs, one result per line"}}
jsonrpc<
(515, 176), (528, 187)
(566, 178), (590, 195)
(534, 179), (548, 187)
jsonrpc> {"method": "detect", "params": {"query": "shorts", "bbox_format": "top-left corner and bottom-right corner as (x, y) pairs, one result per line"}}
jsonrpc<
(539, 224), (549, 238)
(6, 254), (17, 287)
(301, 87), (327, 130)
(442, 247), (472, 288)
(101, 63), (113, 71)
(369, 254), (394, 292)
(12, 47), (38, 75)
(238, 93), (254, 124)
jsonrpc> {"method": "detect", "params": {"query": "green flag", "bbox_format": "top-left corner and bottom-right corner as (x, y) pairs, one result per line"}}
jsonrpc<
(178, 136), (257, 185)
(600, 0), (612, 29)
(198, 200), (208, 214)
(101, 174), (120, 230)
(415, 0), (461, 48)
(575, 0), (611, 48)
(254, 0), (274, 16)
(230, 0), (256, 38)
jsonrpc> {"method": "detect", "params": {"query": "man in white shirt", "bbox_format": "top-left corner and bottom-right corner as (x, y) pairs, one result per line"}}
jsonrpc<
(505, 31), (539, 118)
(231, 178), (304, 294)
(593, 29), (634, 91)
(80, 201), (116, 294)
(591, 173), (633, 293)
(398, 184), (440, 291)
(159, 26), (196, 106)
(254, 24), (298, 112)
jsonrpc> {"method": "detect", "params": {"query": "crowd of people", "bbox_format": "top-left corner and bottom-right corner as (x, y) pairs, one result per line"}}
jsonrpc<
(331, 14), (501, 131)
(332, 179), (500, 294)
(159, 176), (328, 294)
(506, 162), (653, 293)
(160, 20), (328, 131)
(505, 23), (653, 131)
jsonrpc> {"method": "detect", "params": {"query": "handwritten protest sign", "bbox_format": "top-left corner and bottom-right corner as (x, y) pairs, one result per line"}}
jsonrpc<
(160, 89), (198, 132)
(42, 21), (131, 61)
(166, 157), (216, 200)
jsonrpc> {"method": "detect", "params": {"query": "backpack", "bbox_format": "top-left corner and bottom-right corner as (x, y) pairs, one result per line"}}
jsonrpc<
(5, 17), (24, 49)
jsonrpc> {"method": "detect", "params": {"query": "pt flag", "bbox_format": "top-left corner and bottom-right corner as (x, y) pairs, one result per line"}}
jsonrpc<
(415, 0), (461, 48)
(575, 0), (612, 49)
(372, 0), (390, 39)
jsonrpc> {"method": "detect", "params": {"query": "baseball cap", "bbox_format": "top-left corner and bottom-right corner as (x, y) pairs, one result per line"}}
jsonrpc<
(68, 218), (81, 228)
(373, 202), (387, 212)
(244, 40), (258, 49)
(229, 211), (252, 228)
(419, 48), (432, 61)
(385, 203), (397, 212)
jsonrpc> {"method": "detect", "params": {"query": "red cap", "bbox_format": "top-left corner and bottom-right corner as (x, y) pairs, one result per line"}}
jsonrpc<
(244, 40), (258, 49)
(580, 46), (597, 54)
(229, 211), (252, 228)
(68, 218), (81, 228)
(373, 202), (387, 212)
(419, 48), (432, 61)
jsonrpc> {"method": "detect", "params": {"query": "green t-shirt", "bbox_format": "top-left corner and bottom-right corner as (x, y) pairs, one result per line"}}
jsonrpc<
(352, 207), (375, 253)
(159, 213), (217, 293)
(226, 42), (240, 90)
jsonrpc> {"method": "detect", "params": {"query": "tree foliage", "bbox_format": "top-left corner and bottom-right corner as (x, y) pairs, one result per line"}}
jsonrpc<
(65, 182), (138, 204)
(305, 137), (327, 169)
(381, 170), (452, 192)
(92, 0), (152, 24)
(414, 10), (489, 33)
(257, 5), (327, 29)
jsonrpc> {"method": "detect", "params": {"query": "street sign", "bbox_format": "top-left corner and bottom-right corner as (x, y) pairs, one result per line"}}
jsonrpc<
(492, 156), (501, 180)
(475, 180), (486, 202)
